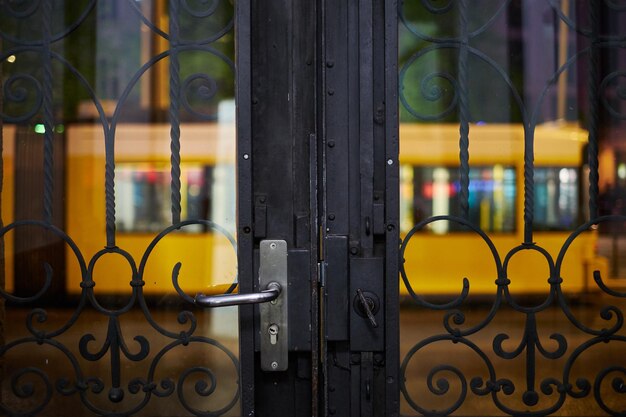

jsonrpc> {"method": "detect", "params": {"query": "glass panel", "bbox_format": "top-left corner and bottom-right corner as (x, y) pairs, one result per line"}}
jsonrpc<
(1, 1), (239, 415)
(399, 2), (626, 416)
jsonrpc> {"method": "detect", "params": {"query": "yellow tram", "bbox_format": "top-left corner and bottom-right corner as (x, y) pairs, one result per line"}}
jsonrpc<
(0, 122), (611, 297)
(399, 122), (608, 297)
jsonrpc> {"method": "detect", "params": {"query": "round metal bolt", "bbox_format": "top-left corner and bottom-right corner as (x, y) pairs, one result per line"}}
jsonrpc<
(350, 246), (358, 255)
(326, 60), (334, 68)
(328, 214), (335, 221)
(271, 361), (278, 369)
(270, 242), (277, 249)
(328, 89), (335, 96)
(243, 153), (250, 160)
(327, 140), (335, 148)
(387, 158), (393, 165)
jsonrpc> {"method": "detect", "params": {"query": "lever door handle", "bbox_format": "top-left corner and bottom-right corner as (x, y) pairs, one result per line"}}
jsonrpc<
(195, 281), (282, 308)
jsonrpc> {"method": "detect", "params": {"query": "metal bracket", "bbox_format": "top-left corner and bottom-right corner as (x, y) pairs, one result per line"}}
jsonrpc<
(259, 240), (288, 371)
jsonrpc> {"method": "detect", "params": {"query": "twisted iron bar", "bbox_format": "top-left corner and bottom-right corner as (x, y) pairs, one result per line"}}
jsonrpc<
(170, 0), (183, 225)
(457, 0), (470, 220)
(588, 2), (601, 220)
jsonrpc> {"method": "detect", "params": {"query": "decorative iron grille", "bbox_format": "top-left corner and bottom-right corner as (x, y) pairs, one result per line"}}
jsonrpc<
(0, 1), (240, 415)
(399, 1), (626, 416)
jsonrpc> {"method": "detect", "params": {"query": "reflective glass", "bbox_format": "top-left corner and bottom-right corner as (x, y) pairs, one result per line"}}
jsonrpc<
(398, 2), (626, 416)
(1, 1), (239, 415)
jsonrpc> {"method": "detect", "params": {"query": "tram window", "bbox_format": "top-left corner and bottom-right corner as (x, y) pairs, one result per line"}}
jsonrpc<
(533, 167), (578, 231)
(401, 165), (516, 234)
(115, 164), (213, 233)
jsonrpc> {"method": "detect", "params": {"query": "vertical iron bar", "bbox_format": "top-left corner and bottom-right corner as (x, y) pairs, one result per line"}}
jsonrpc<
(42, 0), (54, 224)
(169, 0), (182, 224)
(104, 129), (117, 246)
(523, 127), (535, 244)
(587, 2), (600, 220)
(102, 3), (117, 248)
(458, 0), (470, 220)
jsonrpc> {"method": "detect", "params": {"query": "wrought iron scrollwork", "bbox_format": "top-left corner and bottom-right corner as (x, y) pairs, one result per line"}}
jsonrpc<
(0, 220), (240, 416)
(1, 0), (239, 415)
(400, 1), (626, 415)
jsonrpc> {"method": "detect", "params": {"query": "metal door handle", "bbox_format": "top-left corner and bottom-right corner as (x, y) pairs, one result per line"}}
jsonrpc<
(195, 282), (282, 308)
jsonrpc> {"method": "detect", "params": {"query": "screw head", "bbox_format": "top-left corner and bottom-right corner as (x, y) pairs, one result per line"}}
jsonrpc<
(271, 361), (278, 369)
(270, 242), (277, 249)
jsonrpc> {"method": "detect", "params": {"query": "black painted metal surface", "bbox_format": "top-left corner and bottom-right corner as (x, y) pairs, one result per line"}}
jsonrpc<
(322, 0), (399, 415)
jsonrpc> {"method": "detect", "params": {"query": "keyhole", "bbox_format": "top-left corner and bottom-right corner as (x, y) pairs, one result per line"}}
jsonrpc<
(268, 324), (279, 345)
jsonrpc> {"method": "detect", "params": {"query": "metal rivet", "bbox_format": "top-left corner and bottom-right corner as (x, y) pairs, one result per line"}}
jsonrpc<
(328, 89), (334, 96)
(387, 224), (395, 231)
(327, 140), (335, 148)
(387, 158), (393, 165)
(328, 214), (335, 221)
(243, 226), (251, 234)
(270, 242), (277, 249)
(350, 246), (358, 255)
(243, 153), (250, 160)
(271, 361), (278, 369)
(326, 60), (334, 68)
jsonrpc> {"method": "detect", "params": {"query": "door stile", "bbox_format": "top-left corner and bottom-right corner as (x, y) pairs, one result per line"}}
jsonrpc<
(383, 0), (400, 415)
(235, 0), (255, 414)
(239, 0), (319, 415)
(322, 0), (399, 415)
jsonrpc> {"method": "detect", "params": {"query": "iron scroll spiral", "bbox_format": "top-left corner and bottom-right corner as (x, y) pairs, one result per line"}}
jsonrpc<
(0, 220), (240, 416)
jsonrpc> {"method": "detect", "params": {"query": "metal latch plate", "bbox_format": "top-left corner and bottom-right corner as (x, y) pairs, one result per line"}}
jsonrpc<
(259, 240), (288, 371)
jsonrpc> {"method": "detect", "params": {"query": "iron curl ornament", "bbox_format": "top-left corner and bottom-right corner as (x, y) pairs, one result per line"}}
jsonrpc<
(0, 220), (240, 417)
(400, 216), (626, 416)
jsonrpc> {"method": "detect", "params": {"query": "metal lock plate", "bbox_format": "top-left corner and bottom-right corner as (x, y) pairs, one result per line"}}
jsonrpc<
(259, 240), (288, 371)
